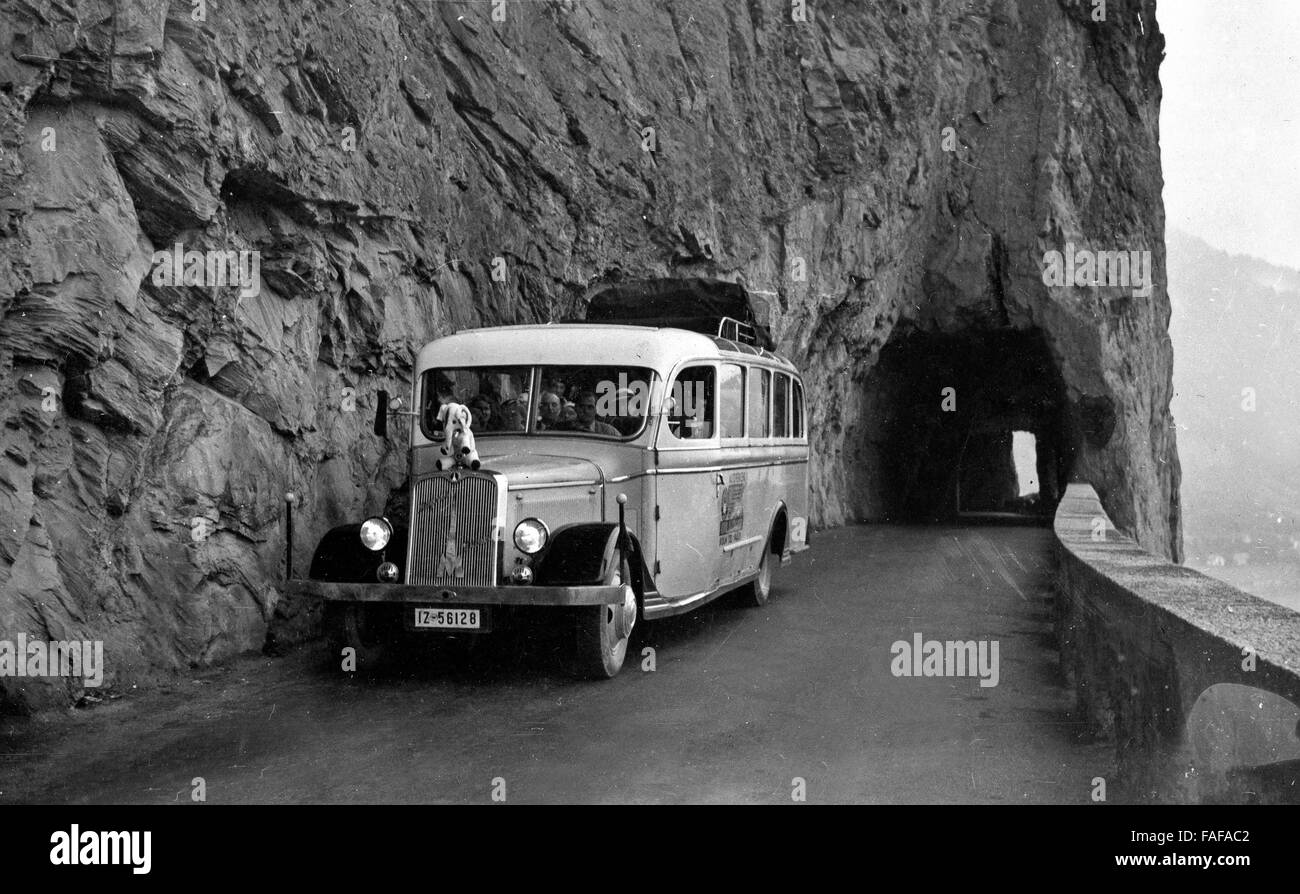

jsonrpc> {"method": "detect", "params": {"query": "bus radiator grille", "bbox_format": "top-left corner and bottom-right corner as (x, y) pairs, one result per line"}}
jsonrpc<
(407, 473), (500, 587)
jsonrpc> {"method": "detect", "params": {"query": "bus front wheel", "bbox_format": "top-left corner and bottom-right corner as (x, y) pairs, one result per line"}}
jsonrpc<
(324, 602), (389, 672)
(572, 567), (636, 679)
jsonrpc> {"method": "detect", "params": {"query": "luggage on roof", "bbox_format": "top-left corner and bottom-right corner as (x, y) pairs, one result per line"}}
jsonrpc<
(582, 278), (772, 348)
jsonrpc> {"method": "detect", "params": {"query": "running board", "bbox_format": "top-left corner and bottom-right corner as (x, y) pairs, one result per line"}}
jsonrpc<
(642, 572), (759, 621)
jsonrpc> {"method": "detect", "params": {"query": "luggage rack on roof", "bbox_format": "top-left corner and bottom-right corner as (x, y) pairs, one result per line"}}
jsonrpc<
(717, 316), (758, 346)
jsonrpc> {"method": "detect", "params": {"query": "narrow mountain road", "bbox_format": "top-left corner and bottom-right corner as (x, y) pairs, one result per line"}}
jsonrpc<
(0, 524), (1115, 804)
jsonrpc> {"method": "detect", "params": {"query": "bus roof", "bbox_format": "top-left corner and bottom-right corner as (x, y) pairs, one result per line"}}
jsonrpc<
(415, 324), (800, 376)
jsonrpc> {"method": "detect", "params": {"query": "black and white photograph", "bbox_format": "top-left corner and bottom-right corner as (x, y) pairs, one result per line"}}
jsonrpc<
(0, 0), (1295, 870)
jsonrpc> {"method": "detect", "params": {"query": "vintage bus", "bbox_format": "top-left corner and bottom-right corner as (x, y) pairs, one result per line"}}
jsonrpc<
(291, 318), (810, 677)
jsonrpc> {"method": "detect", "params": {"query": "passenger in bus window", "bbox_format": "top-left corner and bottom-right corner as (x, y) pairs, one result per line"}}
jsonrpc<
(497, 399), (525, 431)
(667, 368), (715, 440)
(609, 383), (646, 435)
(544, 375), (567, 403)
(430, 373), (456, 419)
(568, 389), (620, 436)
(469, 395), (497, 432)
(538, 391), (562, 430)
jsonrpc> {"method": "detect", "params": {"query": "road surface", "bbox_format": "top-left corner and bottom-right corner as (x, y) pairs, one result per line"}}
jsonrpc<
(0, 523), (1117, 804)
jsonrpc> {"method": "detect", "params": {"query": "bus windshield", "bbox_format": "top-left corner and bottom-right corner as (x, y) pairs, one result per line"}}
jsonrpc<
(420, 365), (655, 440)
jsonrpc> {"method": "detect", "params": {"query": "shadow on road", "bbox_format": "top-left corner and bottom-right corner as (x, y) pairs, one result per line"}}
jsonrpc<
(333, 587), (764, 687)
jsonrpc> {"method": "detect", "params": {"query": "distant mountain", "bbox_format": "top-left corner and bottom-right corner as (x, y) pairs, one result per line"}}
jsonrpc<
(1167, 229), (1300, 591)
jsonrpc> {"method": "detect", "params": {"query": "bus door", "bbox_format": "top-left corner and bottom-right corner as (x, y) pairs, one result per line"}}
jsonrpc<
(653, 364), (722, 600)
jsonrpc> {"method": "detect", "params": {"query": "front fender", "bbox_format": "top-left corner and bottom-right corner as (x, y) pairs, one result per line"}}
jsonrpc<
(308, 522), (409, 583)
(533, 523), (652, 599)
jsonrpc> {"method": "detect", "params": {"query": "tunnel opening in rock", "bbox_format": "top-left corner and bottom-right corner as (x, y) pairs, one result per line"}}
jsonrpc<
(864, 327), (1073, 523)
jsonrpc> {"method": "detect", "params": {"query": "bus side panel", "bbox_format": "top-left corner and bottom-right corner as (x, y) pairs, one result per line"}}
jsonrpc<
(740, 445), (804, 566)
(786, 447), (811, 554)
(720, 447), (763, 584)
(654, 448), (725, 600)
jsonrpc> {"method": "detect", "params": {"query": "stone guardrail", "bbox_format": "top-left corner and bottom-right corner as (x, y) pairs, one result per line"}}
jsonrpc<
(1054, 483), (1300, 803)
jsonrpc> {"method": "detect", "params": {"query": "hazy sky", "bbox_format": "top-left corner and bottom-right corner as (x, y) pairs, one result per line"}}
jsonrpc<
(1160, 1), (1300, 269)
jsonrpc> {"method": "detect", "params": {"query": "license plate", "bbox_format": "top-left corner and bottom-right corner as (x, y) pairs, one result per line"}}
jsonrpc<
(413, 607), (481, 630)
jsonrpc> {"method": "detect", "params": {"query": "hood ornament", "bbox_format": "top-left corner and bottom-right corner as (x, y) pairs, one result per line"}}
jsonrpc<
(436, 504), (464, 579)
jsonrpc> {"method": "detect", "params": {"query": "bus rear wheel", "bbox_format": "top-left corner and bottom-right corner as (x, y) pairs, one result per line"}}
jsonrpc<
(740, 536), (774, 607)
(572, 568), (637, 679)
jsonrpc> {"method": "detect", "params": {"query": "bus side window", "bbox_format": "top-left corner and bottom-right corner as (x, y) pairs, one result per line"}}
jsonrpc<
(719, 363), (746, 439)
(792, 379), (805, 439)
(749, 367), (770, 439)
(666, 366), (715, 440)
(773, 373), (790, 438)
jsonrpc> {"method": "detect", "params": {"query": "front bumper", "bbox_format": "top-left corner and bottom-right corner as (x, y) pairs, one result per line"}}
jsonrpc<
(291, 579), (628, 607)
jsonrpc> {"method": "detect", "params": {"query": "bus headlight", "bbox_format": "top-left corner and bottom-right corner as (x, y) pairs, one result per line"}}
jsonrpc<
(513, 518), (549, 554)
(359, 517), (393, 552)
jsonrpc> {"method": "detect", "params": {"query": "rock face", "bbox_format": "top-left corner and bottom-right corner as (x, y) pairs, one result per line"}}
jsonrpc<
(0, 0), (1179, 710)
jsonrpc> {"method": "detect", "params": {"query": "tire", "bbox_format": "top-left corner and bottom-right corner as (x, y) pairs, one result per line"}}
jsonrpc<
(572, 564), (637, 679)
(324, 602), (390, 672)
(740, 535), (774, 607)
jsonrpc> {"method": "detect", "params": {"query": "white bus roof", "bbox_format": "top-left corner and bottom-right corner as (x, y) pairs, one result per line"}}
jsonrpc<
(415, 324), (799, 376)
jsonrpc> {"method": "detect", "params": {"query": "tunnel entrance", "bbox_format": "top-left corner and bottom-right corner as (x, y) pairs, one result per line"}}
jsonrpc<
(864, 327), (1074, 523)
